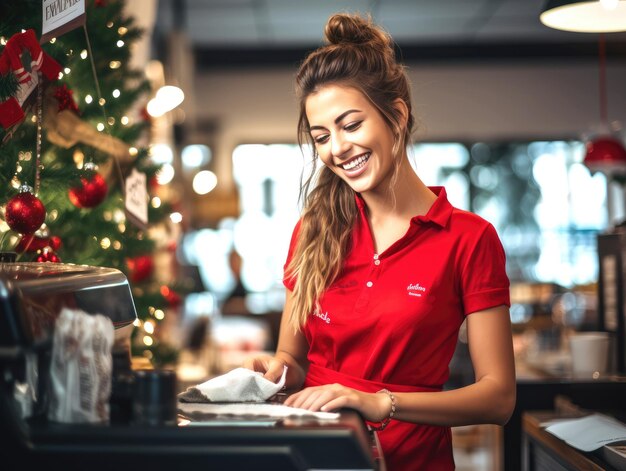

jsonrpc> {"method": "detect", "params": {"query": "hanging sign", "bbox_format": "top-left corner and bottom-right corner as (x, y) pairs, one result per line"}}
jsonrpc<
(41, 0), (86, 43)
(125, 168), (148, 228)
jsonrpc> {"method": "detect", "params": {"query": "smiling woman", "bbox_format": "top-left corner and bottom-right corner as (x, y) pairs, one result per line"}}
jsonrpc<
(243, 12), (516, 471)
(306, 86), (399, 193)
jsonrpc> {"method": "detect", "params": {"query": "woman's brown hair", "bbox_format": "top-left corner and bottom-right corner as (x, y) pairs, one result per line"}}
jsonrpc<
(286, 12), (415, 331)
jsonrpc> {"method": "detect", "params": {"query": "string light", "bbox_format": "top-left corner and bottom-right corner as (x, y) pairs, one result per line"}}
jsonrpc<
(113, 209), (126, 222)
(117, 40), (124, 47)
(100, 237), (111, 249)
(156, 164), (175, 184)
(99, 98), (106, 106)
(64, 67), (70, 74)
(80, 49), (88, 59)
(144, 321), (155, 334)
(122, 116), (130, 126)
(109, 61), (121, 69)
(97, 123), (105, 131)
(118, 26), (128, 35)
(112, 89), (121, 98)
(49, 37), (56, 43)
(143, 336), (153, 346)
(73, 149), (84, 166)
(85, 94), (93, 104)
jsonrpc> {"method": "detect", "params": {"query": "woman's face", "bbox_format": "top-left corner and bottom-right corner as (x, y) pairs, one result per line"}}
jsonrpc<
(305, 84), (398, 195)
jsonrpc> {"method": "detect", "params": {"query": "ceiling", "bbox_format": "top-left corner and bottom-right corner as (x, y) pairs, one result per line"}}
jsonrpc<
(153, 0), (626, 67)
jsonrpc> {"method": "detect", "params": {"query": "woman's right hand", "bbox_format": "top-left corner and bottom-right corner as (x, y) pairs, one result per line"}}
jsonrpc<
(243, 354), (287, 384)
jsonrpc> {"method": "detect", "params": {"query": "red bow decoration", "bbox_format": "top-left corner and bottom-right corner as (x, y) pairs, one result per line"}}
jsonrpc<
(53, 84), (79, 113)
(0, 29), (61, 129)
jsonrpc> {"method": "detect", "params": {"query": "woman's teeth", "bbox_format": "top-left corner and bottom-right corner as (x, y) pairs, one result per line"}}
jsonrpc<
(342, 153), (370, 170)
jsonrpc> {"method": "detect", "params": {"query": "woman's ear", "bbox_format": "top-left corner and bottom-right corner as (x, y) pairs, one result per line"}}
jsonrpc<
(392, 98), (409, 130)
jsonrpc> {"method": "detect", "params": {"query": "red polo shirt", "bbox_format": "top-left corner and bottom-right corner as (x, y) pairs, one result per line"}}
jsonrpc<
(283, 186), (510, 470)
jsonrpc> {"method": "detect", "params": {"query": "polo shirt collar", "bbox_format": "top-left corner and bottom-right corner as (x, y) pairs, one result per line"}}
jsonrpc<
(412, 186), (453, 228)
(353, 186), (453, 228)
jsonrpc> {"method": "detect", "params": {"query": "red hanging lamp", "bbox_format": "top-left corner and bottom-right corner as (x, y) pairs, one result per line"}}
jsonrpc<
(582, 33), (626, 175)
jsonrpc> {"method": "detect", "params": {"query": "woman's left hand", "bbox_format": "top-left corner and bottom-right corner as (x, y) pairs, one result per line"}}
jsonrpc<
(283, 383), (390, 422)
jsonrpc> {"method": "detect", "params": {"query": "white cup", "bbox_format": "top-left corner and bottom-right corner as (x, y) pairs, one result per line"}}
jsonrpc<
(569, 331), (610, 377)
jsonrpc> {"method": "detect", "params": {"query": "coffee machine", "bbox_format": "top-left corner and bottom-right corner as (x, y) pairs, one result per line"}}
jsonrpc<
(0, 261), (137, 458)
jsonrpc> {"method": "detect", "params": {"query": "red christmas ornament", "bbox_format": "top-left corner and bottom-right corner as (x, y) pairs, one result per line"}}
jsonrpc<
(15, 233), (62, 253)
(49, 235), (62, 251)
(16, 234), (49, 252)
(160, 285), (182, 307)
(68, 164), (108, 208)
(126, 255), (154, 283)
(140, 105), (151, 122)
(34, 247), (61, 263)
(149, 175), (159, 190)
(53, 84), (79, 114)
(5, 185), (46, 234)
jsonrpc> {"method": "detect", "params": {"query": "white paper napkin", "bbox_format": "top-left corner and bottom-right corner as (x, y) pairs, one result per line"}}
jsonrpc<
(179, 366), (287, 403)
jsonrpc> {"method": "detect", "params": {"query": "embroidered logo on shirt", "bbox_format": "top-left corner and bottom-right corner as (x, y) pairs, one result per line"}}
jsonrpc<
(407, 283), (427, 297)
(312, 310), (331, 324)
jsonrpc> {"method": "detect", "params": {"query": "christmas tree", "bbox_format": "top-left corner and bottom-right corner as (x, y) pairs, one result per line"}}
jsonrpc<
(0, 0), (182, 367)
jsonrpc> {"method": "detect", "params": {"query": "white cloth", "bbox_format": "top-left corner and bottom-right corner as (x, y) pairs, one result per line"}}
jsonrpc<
(179, 367), (287, 403)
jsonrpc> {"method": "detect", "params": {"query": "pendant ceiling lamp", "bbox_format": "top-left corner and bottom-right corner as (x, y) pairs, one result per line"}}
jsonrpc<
(540, 0), (626, 33)
(581, 34), (626, 174)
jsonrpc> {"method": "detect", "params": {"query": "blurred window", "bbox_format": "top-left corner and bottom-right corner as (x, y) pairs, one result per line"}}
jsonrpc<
(184, 140), (608, 314)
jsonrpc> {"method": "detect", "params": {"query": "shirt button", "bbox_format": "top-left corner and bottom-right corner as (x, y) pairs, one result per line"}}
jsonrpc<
(373, 254), (379, 260)
(366, 281), (373, 288)
(374, 260), (381, 266)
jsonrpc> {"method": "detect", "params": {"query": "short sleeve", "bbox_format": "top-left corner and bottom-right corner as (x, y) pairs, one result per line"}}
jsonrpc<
(460, 222), (510, 316)
(282, 219), (302, 291)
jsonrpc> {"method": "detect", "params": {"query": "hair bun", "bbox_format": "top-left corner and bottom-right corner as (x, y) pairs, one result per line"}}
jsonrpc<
(324, 13), (392, 49)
